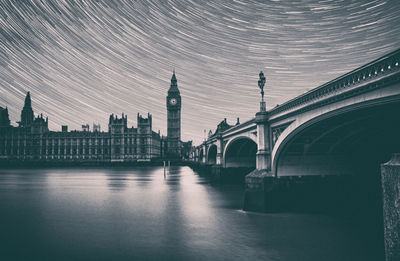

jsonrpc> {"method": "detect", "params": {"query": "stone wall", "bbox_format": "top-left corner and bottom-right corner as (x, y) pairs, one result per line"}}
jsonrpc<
(381, 154), (400, 261)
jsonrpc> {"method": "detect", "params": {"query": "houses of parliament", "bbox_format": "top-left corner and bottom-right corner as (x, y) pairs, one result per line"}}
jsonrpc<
(0, 72), (192, 163)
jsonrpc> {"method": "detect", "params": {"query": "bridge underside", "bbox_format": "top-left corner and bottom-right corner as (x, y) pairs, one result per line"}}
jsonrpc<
(276, 101), (400, 178)
(225, 138), (257, 168)
(267, 101), (400, 259)
(207, 145), (217, 165)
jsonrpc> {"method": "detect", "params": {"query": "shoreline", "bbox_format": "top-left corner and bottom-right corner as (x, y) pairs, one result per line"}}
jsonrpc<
(0, 159), (188, 169)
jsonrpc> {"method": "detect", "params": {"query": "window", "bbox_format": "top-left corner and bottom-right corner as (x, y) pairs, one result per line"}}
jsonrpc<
(141, 138), (145, 153)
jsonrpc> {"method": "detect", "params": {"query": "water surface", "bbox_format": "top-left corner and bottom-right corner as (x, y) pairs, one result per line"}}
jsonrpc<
(0, 166), (376, 260)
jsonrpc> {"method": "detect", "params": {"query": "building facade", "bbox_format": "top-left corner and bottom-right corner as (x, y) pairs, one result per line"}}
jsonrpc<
(0, 92), (162, 163)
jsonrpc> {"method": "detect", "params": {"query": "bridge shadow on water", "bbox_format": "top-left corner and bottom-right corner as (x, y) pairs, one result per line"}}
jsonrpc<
(267, 174), (384, 261)
(268, 101), (400, 261)
(193, 164), (386, 260)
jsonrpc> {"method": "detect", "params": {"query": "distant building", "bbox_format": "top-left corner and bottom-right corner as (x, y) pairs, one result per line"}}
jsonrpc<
(0, 106), (10, 127)
(18, 92), (34, 127)
(166, 71), (181, 158)
(0, 92), (162, 163)
(82, 124), (90, 132)
(181, 140), (193, 160)
(93, 123), (101, 132)
(166, 71), (192, 159)
(108, 112), (160, 162)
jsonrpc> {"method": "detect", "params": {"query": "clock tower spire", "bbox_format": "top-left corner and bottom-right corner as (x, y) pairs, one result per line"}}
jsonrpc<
(166, 71), (181, 158)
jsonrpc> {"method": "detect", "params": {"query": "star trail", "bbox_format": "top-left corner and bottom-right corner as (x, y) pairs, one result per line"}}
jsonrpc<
(0, 0), (399, 144)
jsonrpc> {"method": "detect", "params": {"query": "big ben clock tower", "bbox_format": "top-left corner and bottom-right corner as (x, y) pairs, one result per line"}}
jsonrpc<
(166, 71), (181, 158)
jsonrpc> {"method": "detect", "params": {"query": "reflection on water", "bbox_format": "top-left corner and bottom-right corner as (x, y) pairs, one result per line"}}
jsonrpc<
(0, 166), (378, 260)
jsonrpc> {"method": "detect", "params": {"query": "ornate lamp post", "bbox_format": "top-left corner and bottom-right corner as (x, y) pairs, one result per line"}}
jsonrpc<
(258, 71), (266, 112)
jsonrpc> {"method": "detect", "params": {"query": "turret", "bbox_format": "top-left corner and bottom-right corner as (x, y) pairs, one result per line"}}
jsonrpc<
(0, 106), (10, 127)
(108, 113), (127, 133)
(168, 70), (180, 95)
(31, 113), (49, 133)
(108, 113), (128, 161)
(19, 91), (34, 127)
(137, 113), (152, 130)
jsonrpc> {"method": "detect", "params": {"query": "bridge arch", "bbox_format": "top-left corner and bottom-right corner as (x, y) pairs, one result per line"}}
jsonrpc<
(272, 97), (400, 177)
(223, 136), (257, 168)
(207, 144), (217, 164)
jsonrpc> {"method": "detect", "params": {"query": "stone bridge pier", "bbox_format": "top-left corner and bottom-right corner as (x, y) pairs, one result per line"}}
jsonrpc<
(381, 154), (400, 261)
(209, 134), (224, 180)
(243, 109), (275, 212)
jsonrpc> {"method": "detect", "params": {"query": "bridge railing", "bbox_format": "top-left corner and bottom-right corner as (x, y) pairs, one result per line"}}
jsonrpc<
(220, 118), (255, 136)
(268, 48), (400, 118)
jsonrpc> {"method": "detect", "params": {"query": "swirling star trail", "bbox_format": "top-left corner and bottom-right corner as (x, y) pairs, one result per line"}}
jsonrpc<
(1, 0), (399, 144)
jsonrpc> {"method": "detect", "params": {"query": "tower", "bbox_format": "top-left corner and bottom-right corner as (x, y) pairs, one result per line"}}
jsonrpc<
(108, 113), (127, 161)
(0, 106), (10, 127)
(137, 113), (152, 160)
(20, 92), (34, 127)
(166, 71), (181, 158)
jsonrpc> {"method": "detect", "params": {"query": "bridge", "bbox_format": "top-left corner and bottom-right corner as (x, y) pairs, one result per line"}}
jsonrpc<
(189, 48), (400, 214)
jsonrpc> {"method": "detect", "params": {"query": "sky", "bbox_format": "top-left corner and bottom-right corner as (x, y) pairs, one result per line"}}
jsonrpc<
(0, 0), (400, 145)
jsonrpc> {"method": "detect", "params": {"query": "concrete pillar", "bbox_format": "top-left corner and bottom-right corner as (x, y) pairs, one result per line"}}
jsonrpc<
(381, 153), (400, 261)
(210, 136), (224, 182)
(202, 144), (207, 164)
(216, 135), (223, 165)
(255, 111), (271, 170)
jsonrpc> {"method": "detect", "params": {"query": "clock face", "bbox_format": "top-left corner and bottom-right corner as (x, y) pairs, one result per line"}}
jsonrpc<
(169, 98), (177, 105)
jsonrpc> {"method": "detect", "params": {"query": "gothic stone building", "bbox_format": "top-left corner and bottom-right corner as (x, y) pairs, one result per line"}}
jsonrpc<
(165, 71), (192, 159)
(166, 71), (182, 158)
(0, 92), (161, 163)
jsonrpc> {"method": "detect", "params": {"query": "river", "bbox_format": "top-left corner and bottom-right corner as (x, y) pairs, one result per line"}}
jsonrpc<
(0, 166), (381, 260)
